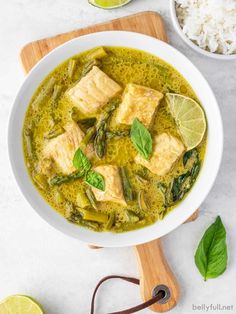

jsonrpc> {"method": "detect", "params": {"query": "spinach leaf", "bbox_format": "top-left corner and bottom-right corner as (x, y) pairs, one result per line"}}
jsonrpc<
(85, 170), (105, 191)
(73, 148), (91, 173)
(183, 148), (198, 167)
(195, 216), (228, 281)
(158, 150), (201, 208)
(171, 172), (192, 202)
(157, 182), (170, 209)
(131, 118), (152, 160)
(183, 150), (193, 167)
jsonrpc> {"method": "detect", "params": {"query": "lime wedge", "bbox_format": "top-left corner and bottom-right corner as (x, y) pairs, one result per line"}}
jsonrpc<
(0, 295), (44, 314)
(88, 0), (132, 9)
(166, 93), (207, 150)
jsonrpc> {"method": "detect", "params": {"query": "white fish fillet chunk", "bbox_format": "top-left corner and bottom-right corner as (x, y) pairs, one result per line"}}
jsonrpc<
(67, 66), (122, 114)
(91, 165), (127, 206)
(44, 122), (93, 174)
(135, 133), (185, 176)
(116, 83), (163, 127)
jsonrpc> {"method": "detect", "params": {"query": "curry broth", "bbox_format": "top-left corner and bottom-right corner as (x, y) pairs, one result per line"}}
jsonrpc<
(23, 47), (206, 232)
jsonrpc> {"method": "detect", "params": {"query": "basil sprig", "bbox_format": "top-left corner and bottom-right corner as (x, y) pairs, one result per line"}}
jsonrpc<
(195, 216), (228, 281)
(85, 170), (105, 191)
(73, 148), (91, 173)
(131, 118), (152, 160)
(73, 148), (105, 191)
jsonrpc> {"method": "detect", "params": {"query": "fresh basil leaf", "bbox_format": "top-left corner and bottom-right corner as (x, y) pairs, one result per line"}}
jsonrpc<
(131, 118), (152, 160)
(194, 216), (228, 281)
(73, 148), (91, 173)
(85, 170), (105, 191)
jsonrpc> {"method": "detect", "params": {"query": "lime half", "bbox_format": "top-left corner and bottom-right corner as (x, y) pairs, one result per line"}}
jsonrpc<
(0, 295), (44, 314)
(88, 0), (132, 9)
(166, 93), (207, 150)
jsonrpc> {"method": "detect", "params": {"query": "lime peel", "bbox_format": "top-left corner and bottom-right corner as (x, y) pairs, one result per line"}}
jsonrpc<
(0, 295), (44, 314)
(166, 93), (207, 150)
(88, 0), (132, 9)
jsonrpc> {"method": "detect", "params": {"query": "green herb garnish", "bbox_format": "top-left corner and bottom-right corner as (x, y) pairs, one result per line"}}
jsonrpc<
(73, 148), (91, 173)
(85, 170), (105, 191)
(72, 148), (105, 191)
(131, 118), (152, 160)
(195, 216), (228, 281)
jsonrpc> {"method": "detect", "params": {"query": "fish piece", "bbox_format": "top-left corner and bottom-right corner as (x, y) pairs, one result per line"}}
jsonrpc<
(44, 121), (93, 174)
(116, 83), (163, 127)
(91, 165), (127, 206)
(67, 66), (122, 114)
(135, 133), (185, 176)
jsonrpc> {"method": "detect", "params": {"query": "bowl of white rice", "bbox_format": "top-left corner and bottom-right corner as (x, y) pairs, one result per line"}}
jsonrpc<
(170, 0), (236, 60)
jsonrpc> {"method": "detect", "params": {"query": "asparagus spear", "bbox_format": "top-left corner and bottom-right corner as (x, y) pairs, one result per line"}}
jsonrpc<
(106, 130), (130, 139)
(49, 170), (84, 186)
(94, 100), (119, 158)
(78, 118), (97, 131)
(119, 167), (134, 202)
(24, 128), (35, 159)
(105, 212), (115, 230)
(80, 126), (96, 150)
(81, 59), (101, 77)
(50, 84), (63, 122)
(76, 190), (90, 208)
(126, 210), (140, 223)
(32, 77), (56, 111)
(94, 121), (106, 159)
(138, 190), (150, 211)
(68, 59), (77, 79)
(86, 47), (107, 60)
(80, 209), (109, 224)
(70, 107), (96, 130)
(64, 201), (100, 231)
(44, 125), (65, 139)
(85, 188), (97, 210)
(135, 174), (148, 184)
(33, 173), (48, 190)
(51, 84), (62, 102)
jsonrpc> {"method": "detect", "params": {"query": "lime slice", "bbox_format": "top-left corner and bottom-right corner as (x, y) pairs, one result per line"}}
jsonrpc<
(0, 295), (44, 314)
(166, 93), (206, 150)
(88, 0), (132, 9)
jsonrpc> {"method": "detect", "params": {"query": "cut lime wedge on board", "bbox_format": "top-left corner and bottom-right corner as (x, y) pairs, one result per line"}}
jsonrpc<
(88, 0), (132, 9)
(166, 93), (207, 150)
(0, 295), (44, 314)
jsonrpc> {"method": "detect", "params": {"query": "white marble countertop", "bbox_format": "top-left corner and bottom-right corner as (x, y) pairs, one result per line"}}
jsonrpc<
(0, 1), (235, 313)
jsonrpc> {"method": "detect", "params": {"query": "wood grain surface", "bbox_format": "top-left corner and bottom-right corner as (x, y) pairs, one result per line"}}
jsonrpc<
(20, 11), (168, 73)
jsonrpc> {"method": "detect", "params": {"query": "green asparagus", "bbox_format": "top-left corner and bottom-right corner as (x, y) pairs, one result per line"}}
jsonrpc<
(119, 167), (134, 202)
(49, 170), (84, 186)
(32, 77), (56, 111)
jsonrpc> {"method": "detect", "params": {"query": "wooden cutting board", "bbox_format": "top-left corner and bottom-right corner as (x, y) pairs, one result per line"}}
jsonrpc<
(20, 11), (198, 313)
(20, 11), (168, 73)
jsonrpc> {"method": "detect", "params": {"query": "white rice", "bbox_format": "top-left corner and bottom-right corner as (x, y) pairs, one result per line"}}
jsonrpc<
(175, 0), (236, 55)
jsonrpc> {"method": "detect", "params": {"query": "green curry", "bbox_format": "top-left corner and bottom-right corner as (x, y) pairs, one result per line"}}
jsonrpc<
(23, 46), (206, 232)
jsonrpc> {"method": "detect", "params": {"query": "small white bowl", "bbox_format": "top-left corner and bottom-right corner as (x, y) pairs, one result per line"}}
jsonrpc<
(170, 0), (236, 60)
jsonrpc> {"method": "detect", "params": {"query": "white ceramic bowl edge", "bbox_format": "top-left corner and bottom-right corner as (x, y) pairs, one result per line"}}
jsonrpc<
(8, 31), (223, 247)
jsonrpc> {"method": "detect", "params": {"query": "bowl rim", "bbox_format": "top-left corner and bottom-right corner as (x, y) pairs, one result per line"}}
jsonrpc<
(8, 30), (223, 247)
(169, 0), (236, 60)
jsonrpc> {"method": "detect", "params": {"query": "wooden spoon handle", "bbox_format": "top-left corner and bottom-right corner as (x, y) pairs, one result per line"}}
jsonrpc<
(134, 239), (180, 312)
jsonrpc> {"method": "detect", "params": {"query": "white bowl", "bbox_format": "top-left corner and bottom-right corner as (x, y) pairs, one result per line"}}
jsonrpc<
(170, 0), (236, 60)
(8, 31), (223, 247)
